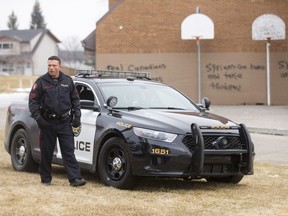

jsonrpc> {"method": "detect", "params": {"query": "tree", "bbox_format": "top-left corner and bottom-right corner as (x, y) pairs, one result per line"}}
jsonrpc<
(59, 37), (86, 69)
(61, 36), (83, 51)
(7, 11), (19, 30)
(30, 0), (46, 29)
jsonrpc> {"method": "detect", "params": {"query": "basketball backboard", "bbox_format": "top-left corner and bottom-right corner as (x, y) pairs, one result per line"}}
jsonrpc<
(252, 14), (285, 40)
(181, 13), (214, 40)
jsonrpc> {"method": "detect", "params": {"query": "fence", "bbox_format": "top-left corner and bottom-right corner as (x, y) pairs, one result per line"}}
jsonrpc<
(0, 76), (37, 93)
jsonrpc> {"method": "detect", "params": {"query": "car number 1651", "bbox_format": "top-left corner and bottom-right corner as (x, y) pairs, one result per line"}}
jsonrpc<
(151, 148), (169, 155)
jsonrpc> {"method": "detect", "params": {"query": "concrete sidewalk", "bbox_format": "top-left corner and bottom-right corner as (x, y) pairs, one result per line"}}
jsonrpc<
(211, 105), (288, 136)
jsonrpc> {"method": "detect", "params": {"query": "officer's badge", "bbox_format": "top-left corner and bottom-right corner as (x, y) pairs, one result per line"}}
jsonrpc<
(72, 125), (81, 137)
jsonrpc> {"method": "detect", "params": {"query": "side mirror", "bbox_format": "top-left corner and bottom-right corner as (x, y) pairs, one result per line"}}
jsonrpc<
(106, 96), (118, 114)
(106, 96), (118, 108)
(202, 97), (211, 110)
(197, 97), (211, 110)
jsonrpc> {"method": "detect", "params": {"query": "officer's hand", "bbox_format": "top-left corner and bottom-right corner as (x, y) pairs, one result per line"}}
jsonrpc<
(72, 117), (81, 127)
(36, 117), (49, 128)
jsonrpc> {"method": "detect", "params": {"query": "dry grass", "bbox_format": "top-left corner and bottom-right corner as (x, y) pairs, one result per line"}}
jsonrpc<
(0, 76), (37, 93)
(0, 73), (72, 93)
(1, 129), (288, 216)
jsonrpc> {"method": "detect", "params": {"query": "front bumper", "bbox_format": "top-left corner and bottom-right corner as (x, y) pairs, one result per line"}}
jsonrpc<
(128, 123), (254, 178)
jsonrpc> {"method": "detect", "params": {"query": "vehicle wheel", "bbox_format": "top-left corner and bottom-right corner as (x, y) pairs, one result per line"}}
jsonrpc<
(11, 129), (38, 172)
(206, 174), (244, 184)
(98, 137), (136, 189)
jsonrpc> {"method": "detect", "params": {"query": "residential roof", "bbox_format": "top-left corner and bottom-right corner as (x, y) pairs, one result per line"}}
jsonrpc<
(0, 29), (60, 42)
(81, 30), (95, 51)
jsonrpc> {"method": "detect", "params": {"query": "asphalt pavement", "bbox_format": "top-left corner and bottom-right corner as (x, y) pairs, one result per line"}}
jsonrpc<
(209, 105), (288, 166)
(211, 105), (288, 136)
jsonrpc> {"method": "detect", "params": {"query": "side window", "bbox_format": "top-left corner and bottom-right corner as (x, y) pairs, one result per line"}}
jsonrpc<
(76, 84), (95, 101)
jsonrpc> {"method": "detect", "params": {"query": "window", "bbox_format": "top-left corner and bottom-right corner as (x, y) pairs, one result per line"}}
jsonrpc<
(99, 83), (199, 110)
(1, 67), (14, 72)
(76, 84), (95, 102)
(0, 43), (13, 50)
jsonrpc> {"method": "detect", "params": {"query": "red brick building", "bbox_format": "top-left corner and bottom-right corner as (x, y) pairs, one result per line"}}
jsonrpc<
(83, 0), (288, 105)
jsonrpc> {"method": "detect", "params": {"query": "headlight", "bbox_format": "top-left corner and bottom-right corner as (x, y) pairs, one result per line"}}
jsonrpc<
(133, 127), (177, 143)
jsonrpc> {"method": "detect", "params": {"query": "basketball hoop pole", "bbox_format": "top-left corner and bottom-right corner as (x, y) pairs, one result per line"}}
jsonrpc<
(181, 6), (214, 103)
(195, 7), (202, 103)
(196, 36), (201, 103)
(252, 14), (286, 106)
(266, 37), (271, 106)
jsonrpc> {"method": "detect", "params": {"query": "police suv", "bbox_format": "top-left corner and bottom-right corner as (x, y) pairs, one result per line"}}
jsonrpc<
(4, 70), (255, 189)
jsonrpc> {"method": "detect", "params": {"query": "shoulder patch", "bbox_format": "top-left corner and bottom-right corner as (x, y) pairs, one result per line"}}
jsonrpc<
(32, 83), (38, 90)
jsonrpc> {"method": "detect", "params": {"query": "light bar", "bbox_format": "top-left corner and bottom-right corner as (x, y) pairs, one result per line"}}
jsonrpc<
(76, 70), (151, 79)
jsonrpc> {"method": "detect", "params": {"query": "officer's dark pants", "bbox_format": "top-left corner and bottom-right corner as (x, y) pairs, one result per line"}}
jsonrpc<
(39, 116), (81, 183)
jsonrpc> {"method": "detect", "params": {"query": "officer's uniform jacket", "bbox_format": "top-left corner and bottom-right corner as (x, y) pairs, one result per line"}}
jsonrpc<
(29, 71), (81, 121)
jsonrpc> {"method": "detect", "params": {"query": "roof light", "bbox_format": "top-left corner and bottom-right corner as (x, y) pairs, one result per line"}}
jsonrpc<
(76, 70), (151, 79)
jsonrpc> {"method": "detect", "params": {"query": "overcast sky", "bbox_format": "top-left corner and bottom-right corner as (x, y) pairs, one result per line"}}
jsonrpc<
(0, 0), (108, 43)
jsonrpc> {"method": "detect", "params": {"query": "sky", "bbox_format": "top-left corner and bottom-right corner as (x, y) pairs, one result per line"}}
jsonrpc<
(0, 0), (109, 47)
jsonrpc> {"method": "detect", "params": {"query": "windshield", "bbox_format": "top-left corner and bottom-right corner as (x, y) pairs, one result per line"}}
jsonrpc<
(98, 82), (199, 111)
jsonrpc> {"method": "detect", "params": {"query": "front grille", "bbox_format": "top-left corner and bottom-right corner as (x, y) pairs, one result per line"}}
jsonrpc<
(182, 134), (243, 151)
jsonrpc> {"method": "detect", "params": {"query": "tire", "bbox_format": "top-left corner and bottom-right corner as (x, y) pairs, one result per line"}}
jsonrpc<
(10, 129), (38, 172)
(206, 174), (244, 184)
(98, 137), (136, 189)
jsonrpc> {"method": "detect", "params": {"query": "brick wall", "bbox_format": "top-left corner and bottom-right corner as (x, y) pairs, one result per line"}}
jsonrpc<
(95, 0), (288, 105)
(98, 0), (288, 53)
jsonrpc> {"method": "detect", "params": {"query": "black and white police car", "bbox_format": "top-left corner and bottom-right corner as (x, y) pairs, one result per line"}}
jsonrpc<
(4, 70), (255, 189)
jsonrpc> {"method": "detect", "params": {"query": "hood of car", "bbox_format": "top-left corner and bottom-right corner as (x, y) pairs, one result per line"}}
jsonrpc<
(114, 109), (238, 134)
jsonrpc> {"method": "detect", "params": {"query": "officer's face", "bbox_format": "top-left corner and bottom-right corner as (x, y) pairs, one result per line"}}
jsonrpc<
(48, 60), (61, 78)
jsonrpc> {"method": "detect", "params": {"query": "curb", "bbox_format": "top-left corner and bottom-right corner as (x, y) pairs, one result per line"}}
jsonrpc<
(248, 127), (288, 136)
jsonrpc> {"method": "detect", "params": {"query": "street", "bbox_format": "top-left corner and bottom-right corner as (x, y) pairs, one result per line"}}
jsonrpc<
(251, 133), (288, 166)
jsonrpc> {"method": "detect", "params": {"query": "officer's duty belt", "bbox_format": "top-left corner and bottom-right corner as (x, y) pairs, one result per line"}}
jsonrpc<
(46, 112), (70, 120)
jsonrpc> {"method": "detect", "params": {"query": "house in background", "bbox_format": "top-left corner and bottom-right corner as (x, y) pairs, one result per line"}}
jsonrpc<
(0, 29), (60, 76)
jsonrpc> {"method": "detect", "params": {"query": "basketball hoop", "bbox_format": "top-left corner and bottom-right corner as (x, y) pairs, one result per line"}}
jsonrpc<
(181, 7), (214, 103)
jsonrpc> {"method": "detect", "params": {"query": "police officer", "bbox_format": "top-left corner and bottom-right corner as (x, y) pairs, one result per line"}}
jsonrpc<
(29, 55), (86, 187)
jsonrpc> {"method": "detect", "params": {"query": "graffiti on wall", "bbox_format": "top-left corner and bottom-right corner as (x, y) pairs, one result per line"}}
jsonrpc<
(104, 60), (287, 92)
(205, 60), (288, 92)
(106, 63), (166, 72)
(278, 60), (288, 78)
(105, 63), (165, 82)
(205, 63), (266, 92)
